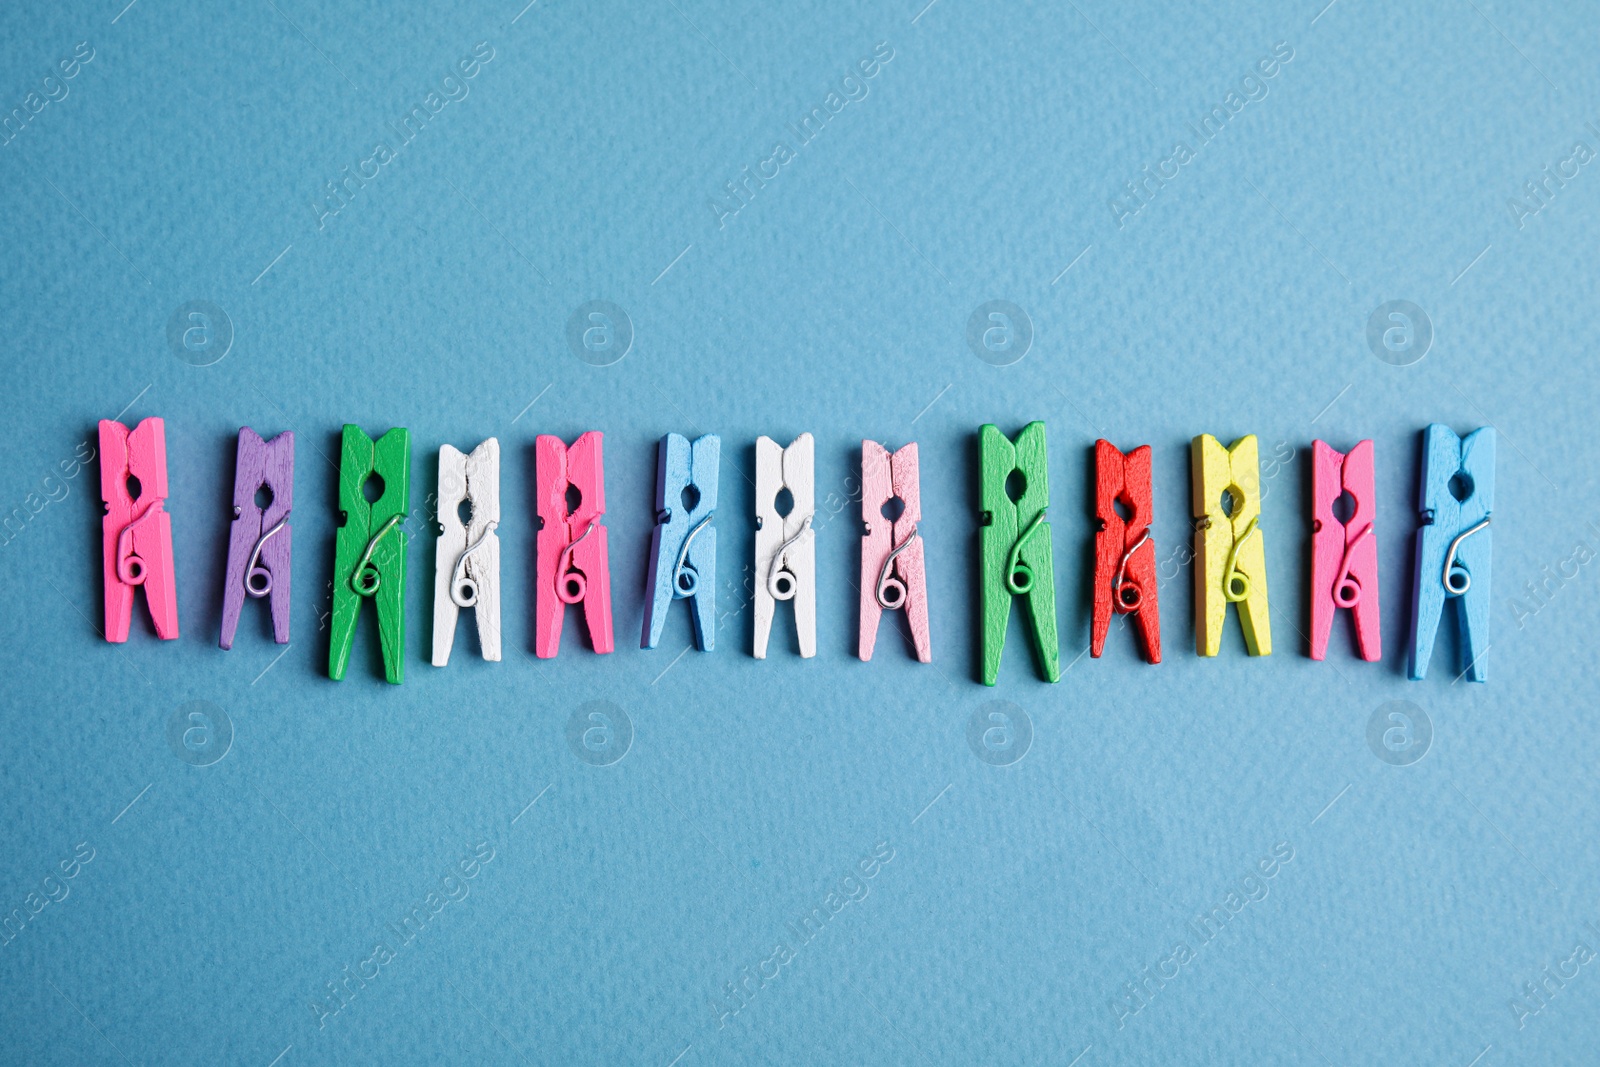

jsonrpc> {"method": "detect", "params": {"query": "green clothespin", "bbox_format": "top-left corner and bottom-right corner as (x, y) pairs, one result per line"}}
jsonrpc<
(979, 422), (1060, 685)
(329, 424), (410, 683)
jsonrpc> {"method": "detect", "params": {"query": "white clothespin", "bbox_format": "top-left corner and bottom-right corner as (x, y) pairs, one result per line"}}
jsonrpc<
(433, 439), (501, 665)
(753, 433), (815, 659)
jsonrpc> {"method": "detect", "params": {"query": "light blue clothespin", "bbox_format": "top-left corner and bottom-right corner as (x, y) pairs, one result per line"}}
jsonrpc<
(1409, 424), (1494, 682)
(643, 433), (719, 651)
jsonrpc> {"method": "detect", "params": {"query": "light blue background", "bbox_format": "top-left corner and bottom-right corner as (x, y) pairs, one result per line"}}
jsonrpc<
(2, 0), (1598, 1064)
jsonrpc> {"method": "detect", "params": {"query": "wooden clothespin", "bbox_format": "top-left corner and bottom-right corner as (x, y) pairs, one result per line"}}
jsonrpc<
(433, 439), (500, 666)
(1310, 439), (1379, 661)
(536, 432), (613, 657)
(1409, 425), (1494, 681)
(1092, 439), (1159, 663)
(754, 433), (816, 659)
(979, 422), (1059, 684)
(643, 433), (719, 652)
(220, 427), (293, 650)
(859, 440), (930, 662)
(1192, 433), (1271, 656)
(98, 417), (178, 642)
(329, 425), (410, 683)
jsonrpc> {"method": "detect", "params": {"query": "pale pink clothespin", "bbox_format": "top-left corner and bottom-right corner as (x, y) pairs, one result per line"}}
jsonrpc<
(859, 440), (930, 662)
(99, 417), (179, 642)
(535, 432), (613, 657)
(1310, 438), (1380, 661)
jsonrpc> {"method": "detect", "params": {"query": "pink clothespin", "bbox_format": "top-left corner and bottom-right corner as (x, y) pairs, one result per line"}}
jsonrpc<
(859, 440), (930, 662)
(99, 417), (179, 642)
(536, 432), (613, 657)
(1310, 438), (1380, 661)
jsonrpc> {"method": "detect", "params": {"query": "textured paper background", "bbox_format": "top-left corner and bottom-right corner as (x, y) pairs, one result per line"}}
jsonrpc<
(1, 0), (1597, 1064)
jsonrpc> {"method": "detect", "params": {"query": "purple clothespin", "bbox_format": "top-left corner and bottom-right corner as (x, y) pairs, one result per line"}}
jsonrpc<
(221, 428), (294, 649)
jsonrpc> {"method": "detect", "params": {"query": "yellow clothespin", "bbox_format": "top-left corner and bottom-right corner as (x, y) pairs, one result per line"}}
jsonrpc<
(1191, 433), (1271, 656)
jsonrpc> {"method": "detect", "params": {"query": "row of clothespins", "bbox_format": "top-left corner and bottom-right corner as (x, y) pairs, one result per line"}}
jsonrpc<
(97, 418), (1494, 685)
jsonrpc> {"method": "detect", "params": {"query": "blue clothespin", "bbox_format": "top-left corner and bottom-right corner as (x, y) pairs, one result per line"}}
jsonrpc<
(1409, 425), (1494, 681)
(643, 433), (719, 651)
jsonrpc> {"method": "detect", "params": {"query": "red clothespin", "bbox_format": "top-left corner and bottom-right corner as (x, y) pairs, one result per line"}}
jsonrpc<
(535, 432), (613, 657)
(1092, 440), (1160, 662)
(859, 440), (930, 662)
(99, 417), (179, 642)
(1310, 439), (1380, 661)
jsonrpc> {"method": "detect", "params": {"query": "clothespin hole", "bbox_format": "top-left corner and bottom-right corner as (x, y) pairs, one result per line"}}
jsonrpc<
(774, 487), (794, 517)
(248, 570), (271, 595)
(1113, 495), (1133, 522)
(1004, 470), (1027, 504)
(1120, 585), (1140, 609)
(1228, 574), (1248, 598)
(1448, 471), (1474, 503)
(360, 473), (385, 504)
(1332, 491), (1356, 525)
(565, 484), (583, 515)
(1219, 489), (1237, 517)
(773, 573), (793, 596)
(880, 495), (905, 522)
(457, 499), (473, 527)
(125, 474), (143, 501)
(564, 576), (584, 599)
(680, 485), (701, 513)
(254, 484), (274, 511)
